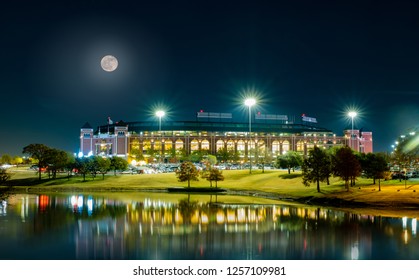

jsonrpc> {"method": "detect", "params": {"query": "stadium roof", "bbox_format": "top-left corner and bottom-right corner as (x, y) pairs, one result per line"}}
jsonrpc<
(95, 120), (333, 135)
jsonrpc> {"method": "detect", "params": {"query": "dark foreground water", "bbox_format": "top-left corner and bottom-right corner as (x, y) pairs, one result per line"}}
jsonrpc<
(0, 192), (418, 260)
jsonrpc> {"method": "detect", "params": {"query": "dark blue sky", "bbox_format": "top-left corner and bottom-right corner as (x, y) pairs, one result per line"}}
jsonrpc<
(1, 0), (418, 155)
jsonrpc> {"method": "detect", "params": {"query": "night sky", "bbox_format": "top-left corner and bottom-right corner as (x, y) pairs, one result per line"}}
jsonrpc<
(1, 0), (419, 156)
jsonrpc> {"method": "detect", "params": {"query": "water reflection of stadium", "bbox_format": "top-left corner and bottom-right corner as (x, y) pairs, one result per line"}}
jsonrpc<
(7, 194), (419, 259)
(66, 194), (418, 259)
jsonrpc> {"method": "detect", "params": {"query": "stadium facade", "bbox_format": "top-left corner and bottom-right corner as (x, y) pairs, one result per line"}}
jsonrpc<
(79, 112), (373, 163)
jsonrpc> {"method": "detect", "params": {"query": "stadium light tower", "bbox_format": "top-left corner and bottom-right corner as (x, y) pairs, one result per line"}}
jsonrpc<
(156, 110), (165, 132)
(245, 98), (256, 174)
(348, 111), (357, 150)
(156, 110), (165, 163)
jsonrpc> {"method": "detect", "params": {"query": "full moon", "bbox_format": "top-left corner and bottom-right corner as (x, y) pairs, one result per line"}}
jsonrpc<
(101, 55), (118, 72)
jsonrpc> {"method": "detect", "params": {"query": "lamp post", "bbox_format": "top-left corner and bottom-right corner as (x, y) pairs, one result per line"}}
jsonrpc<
(156, 110), (165, 163)
(245, 98), (256, 174)
(348, 111), (357, 150)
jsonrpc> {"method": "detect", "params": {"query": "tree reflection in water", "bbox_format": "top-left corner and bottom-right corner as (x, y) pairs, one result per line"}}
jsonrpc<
(0, 193), (418, 260)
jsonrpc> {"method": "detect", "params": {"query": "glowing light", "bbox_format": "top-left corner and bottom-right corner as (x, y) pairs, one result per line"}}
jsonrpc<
(348, 111), (357, 150)
(245, 98), (256, 107)
(348, 111), (357, 118)
(403, 133), (419, 153)
(155, 110), (165, 118)
(245, 97), (256, 174)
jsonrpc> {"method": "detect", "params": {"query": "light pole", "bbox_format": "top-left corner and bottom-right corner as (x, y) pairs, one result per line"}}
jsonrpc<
(348, 111), (357, 150)
(245, 98), (256, 174)
(156, 110), (165, 163)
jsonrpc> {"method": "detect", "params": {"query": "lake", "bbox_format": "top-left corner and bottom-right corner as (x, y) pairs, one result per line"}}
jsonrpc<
(0, 192), (418, 260)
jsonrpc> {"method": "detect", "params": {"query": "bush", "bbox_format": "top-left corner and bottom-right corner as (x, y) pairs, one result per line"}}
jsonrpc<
(0, 168), (12, 184)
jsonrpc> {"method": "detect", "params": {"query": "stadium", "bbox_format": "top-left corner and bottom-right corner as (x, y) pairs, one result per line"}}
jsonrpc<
(79, 111), (373, 164)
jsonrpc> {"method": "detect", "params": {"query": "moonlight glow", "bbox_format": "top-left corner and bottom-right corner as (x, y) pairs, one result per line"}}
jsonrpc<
(101, 55), (118, 72)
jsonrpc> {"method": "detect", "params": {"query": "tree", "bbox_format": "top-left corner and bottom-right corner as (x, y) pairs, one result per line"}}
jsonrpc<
(359, 153), (389, 191)
(145, 148), (157, 164)
(201, 167), (224, 188)
(209, 168), (224, 188)
(110, 157), (128, 175)
(12, 156), (24, 166)
(94, 156), (111, 180)
(75, 157), (91, 182)
(175, 161), (200, 188)
(65, 154), (76, 180)
(0, 168), (12, 184)
(45, 149), (70, 179)
(201, 168), (212, 187)
(332, 146), (361, 191)
(216, 147), (232, 163)
(302, 147), (332, 192)
(88, 157), (99, 180)
(206, 154), (217, 166)
(275, 151), (303, 174)
(189, 150), (207, 163)
(258, 147), (273, 173)
(372, 153), (390, 191)
(22, 144), (51, 180)
(0, 154), (12, 165)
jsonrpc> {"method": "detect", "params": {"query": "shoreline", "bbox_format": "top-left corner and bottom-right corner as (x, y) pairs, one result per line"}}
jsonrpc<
(2, 169), (419, 218)
(3, 184), (419, 218)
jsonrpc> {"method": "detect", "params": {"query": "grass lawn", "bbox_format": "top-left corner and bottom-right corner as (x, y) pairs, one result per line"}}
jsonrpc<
(2, 166), (419, 217)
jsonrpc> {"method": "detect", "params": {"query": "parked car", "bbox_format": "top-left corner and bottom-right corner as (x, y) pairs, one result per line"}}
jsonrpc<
(406, 171), (418, 178)
(391, 172), (406, 180)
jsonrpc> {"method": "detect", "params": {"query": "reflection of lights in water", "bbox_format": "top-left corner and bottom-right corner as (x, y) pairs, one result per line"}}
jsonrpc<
(87, 197), (93, 216)
(175, 209), (181, 223)
(77, 196), (83, 208)
(404, 230), (409, 244)
(412, 219), (417, 237)
(201, 214), (208, 224)
(402, 217), (407, 229)
(71, 196), (77, 206)
(237, 208), (246, 222)
(216, 212), (225, 224)
(227, 210), (236, 223)
(0, 200), (6, 215)
(70, 195), (84, 213)
(351, 242), (359, 260)
(20, 197), (25, 222)
(39, 195), (49, 211)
